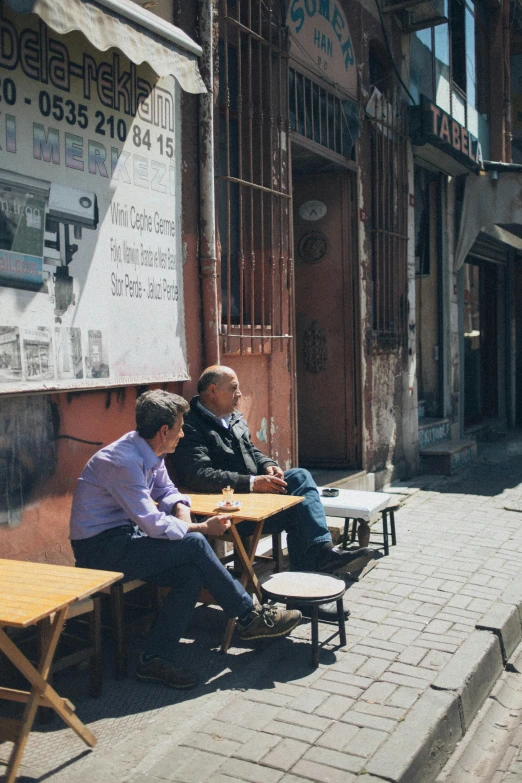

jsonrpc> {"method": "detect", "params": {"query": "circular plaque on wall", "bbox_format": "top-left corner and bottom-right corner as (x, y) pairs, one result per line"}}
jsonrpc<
(298, 231), (328, 265)
(299, 200), (327, 222)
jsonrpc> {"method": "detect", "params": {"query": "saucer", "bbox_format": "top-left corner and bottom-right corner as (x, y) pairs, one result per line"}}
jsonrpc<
(217, 500), (241, 510)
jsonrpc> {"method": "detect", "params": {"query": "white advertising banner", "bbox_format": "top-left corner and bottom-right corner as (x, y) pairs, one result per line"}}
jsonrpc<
(0, 6), (189, 393)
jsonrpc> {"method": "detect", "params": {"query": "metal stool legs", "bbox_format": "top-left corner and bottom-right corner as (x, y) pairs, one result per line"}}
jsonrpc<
(382, 512), (389, 556)
(342, 512), (395, 556)
(342, 517), (364, 549)
(388, 508), (397, 546)
(337, 598), (347, 647)
(310, 605), (320, 667)
(272, 533), (284, 572)
(308, 599), (347, 668)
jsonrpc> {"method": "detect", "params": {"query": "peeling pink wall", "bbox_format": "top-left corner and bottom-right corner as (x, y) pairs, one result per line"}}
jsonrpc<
(0, 384), (183, 565)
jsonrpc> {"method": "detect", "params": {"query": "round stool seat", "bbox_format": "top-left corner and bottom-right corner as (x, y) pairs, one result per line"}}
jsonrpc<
(261, 572), (346, 604)
(261, 572), (347, 667)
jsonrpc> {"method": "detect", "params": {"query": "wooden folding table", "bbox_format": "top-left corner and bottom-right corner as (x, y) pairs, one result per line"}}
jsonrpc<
(0, 559), (122, 783)
(187, 492), (303, 651)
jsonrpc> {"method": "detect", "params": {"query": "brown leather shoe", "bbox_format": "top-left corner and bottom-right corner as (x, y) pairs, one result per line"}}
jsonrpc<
(136, 654), (197, 689)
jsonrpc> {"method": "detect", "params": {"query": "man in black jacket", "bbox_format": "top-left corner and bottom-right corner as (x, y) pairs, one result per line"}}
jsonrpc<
(171, 366), (374, 589)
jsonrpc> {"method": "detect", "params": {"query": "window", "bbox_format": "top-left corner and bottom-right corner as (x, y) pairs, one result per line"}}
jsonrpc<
(434, 21), (450, 111)
(410, 0), (485, 120)
(217, 0), (292, 353)
(289, 68), (359, 159)
(450, 0), (466, 93)
(410, 29), (434, 105)
(414, 168), (442, 276)
(368, 87), (409, 346)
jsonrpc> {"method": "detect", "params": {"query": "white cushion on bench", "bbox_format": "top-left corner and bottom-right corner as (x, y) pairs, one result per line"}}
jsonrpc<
(318, 488), (392, 523)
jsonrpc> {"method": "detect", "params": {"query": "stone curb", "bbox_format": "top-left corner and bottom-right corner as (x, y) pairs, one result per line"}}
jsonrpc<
(476, 602), (522, 664)
(365, 628), (508, 783)
(501, 574), (522, 620)
(365, 688), (462, 783)
(432, 630), (503, 732)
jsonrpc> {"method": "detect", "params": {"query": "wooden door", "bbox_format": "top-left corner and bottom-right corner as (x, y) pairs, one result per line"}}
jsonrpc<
(293, 172), (359, 467)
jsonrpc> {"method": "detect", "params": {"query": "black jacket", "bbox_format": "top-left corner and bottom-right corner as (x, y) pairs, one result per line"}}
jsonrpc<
(170, 396), (278, 492)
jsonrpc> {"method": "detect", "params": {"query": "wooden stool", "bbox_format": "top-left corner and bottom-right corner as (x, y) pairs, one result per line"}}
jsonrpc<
(261, 572), (347, 667)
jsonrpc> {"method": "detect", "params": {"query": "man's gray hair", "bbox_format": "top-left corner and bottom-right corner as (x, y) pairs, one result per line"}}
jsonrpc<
(136, 390), (189, 439)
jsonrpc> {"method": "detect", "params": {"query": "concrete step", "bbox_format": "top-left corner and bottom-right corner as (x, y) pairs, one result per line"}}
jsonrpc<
(418, 417), (451, 449)
(418, 399), (426, 420)
(420, 438), (477, 475)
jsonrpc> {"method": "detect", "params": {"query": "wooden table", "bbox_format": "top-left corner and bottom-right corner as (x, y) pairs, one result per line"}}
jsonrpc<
(0, 559), (122, 783)
(187, 492), (303, 651)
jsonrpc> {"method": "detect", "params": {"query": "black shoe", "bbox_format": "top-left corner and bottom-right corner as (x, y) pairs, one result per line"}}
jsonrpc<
(290, 601), (351, 621)
(136, 653), (198, 689)
(316, 546), (375, 574)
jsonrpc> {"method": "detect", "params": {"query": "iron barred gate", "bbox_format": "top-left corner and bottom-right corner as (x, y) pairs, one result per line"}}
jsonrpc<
(217, 0), (294, 355)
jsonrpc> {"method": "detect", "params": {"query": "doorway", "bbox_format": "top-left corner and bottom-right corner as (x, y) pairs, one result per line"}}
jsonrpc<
(463, 260), (499, 425)
(414, 167), (443, 419)
(293, 159), (360, 468)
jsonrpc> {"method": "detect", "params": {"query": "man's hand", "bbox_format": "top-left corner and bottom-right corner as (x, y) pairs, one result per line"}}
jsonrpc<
(265, 465), (285, 480)
(189, 515), (231, 536)
(253, 475), (287, 494)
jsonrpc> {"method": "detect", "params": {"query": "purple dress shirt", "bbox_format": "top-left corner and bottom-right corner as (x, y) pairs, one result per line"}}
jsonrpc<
(70, 431), (191, 541)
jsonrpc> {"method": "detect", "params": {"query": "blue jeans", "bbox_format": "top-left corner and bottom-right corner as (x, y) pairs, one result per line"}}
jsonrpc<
(238, 468), (332, 571)
(72, 526), (253, 662)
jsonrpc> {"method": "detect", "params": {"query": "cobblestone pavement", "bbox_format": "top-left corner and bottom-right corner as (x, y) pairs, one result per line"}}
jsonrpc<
(4, 434), (522, 783)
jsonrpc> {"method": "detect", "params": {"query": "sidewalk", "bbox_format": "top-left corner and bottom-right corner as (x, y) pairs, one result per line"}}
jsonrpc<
(4, 433), (522, 783)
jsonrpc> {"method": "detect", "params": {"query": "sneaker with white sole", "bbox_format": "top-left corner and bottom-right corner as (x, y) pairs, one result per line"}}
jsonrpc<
(238, 604), (302, 642)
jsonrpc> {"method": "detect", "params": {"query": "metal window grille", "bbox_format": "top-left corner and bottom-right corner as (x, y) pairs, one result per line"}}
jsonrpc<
(289, 67), (358, 159)
(368, 89), (409, 347)
(217, 0), (293, 354)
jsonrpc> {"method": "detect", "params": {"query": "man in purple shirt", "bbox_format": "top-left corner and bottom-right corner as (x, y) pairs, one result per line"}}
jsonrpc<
(70, 390), (301, 690)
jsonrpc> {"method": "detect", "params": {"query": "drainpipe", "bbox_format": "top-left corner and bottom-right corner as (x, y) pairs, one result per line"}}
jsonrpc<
(199, 0), (220, 365)
(503, 0), (512, 162)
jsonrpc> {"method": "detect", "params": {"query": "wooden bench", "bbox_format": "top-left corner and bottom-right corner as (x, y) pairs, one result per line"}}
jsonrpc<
(319, 488), (398, 556)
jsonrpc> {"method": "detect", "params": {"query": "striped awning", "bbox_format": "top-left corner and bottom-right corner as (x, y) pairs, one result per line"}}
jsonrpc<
(4, 0), (206, 94)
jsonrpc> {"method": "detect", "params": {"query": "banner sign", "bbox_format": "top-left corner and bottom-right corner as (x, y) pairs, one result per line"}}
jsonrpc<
(409, 96), (484, 172)
(287, 0), (357, 98)
(0, 6), (188, 392)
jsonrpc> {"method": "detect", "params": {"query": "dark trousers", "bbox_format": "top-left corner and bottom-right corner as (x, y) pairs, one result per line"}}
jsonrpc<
(238, 468), (332, 571)
(72, 527), (253, 662)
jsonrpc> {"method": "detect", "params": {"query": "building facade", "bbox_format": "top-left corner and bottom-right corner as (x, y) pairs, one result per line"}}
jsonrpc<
(409, 0), (516, 475)
(0, 0), (515, 563)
